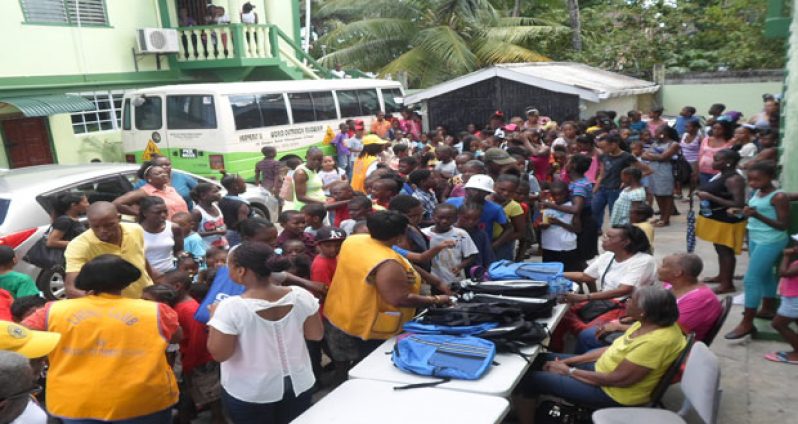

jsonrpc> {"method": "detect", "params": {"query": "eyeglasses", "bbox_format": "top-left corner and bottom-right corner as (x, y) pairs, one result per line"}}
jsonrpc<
(0, 385), (42, 402)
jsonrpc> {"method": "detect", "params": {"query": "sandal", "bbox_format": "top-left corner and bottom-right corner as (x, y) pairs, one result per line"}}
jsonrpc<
(713, 286), (737, 294)
(653, 221), (670, 228)
(764, 351), (798, 365)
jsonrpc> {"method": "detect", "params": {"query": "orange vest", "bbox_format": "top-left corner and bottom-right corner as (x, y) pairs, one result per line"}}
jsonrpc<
(324, 234), (421, 340)
(46, 294), (178, 420)
(351, 155), (378, 193)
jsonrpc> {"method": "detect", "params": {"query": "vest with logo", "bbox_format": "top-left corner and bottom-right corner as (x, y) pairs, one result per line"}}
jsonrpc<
(46, 294), (178, 420)
(324, 234), (421, 340)
(351, 155), (378, 193)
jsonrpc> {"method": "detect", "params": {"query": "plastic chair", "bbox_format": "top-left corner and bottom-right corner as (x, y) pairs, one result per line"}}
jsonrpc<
(592, 342), (722, 424)
(702, 296), (733, 347)
(647, 332), (695, 408)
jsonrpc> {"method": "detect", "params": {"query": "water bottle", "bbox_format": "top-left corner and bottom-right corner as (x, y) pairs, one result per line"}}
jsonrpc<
(700, 199), (713, 217)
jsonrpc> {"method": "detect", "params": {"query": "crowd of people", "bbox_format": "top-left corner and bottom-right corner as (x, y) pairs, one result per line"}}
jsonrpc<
(1, 95), (797, 424)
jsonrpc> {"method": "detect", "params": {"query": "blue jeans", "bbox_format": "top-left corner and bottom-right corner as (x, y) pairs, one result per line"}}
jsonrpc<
(591, 188), (621, 230)
(575, 326), (610, 354)
(519, 353), (621, 409)
(222, 379), (311, 424)
(744, 237), (789, 309)
(61, 408), (172, 424)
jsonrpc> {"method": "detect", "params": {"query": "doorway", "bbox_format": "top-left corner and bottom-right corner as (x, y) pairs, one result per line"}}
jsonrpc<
(2, 117), (55, 168)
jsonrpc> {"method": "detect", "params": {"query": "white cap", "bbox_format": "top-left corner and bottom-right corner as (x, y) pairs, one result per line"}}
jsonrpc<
(464, 174), (495, 193)
(792, 234), (798, 243)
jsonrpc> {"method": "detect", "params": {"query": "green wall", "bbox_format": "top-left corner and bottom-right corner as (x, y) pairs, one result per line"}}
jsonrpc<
(661, 80), (783, 119)
(781, 1), (798, 197)
(49, 115), (124, 164)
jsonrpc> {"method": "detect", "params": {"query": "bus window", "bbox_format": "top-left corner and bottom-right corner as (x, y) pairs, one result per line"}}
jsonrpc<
(382, 88), (403, 114)
(122, 99), (131, 130)
(230, 95), (262, 130)
(167, 95), (217, 129)
(358, 89), (380, 116)
(312, 91), (337, 121)
(258, 94), (289, 126)
(337, 90), (361, 118)
(288, 92), (315, 123)
(134, 96), (162, 130)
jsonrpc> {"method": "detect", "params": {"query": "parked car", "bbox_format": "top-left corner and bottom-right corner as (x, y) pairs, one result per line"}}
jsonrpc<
(0, 163), (278, 299)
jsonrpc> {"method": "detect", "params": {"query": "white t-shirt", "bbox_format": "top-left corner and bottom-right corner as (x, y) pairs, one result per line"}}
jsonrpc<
(208, 287), (319, 403)
(584, 251), (657, 291)
(11, 400), (47, 424)
(318, 168), (346, 195)
(738, 142), (758, 166)
(434, 160), (457, 178)
(541, 202), (577, 252)
(421, 227), (479, 282)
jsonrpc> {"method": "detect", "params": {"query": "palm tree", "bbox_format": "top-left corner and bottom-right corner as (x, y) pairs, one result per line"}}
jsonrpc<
(566, 0), (581, 51)
(315, 0), (567, 87)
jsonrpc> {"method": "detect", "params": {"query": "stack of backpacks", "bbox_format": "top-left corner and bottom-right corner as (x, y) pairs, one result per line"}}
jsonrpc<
(391, 262), (568, 383)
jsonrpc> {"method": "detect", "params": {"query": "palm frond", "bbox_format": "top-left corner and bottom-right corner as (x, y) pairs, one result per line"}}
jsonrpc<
(379, 46), (435, 79)
(472, 38), (551, 64)
(317, 0), (420, 20)
(415, 26), (478, 74)
(497, 16), (565, 28)
(320, 38), (409, 70)
(482, 25), (569, 44)
(318, 18), (416, 47)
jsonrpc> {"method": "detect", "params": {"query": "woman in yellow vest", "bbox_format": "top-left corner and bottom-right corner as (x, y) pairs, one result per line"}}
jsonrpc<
(323, 211), (452, 365)
(22, 255), (180, 423)
(350, 135), (388, 193)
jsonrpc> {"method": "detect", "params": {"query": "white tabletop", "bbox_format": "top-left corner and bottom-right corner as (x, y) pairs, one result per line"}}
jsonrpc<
(291, 379), (510, 424)
(347, 303), (567, 398)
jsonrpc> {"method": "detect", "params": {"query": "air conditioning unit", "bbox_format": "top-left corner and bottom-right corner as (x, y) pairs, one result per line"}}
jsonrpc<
(136, 28), (180, 54)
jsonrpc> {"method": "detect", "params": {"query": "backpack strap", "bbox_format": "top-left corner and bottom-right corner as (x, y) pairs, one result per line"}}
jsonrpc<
(393, 378), (451, 391)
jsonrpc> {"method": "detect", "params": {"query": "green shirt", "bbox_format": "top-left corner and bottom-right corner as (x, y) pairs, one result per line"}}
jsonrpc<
(0, 271), (40, 298)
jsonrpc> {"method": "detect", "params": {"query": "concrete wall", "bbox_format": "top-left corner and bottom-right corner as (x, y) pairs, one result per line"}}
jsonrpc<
(661, 71), (783, 119)
(583, 96), (637, 120)
(49, 115), (124, 164)
(0, 1), (163, 78)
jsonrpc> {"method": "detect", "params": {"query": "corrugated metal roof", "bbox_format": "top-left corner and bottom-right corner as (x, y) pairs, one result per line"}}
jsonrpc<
(0, 94), (96, 117)
(405, 62), (659, 105)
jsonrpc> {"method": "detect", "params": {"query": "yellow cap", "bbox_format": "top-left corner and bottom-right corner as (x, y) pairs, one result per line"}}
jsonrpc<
(0, 321), (61, 359)
(363, 134), (388, 145)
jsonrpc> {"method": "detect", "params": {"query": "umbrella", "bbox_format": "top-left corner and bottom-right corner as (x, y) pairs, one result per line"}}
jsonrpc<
(686, 195), (696, 253)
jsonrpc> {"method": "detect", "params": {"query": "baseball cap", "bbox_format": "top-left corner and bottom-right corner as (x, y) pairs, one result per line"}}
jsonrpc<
(464, 174), (495, 193)
(0, 321), (61, 359)
(316, 227), (347, 243)
(363, 134), (388, 145)
(354, 119), (365, 131)
(484, 147), (516, 166)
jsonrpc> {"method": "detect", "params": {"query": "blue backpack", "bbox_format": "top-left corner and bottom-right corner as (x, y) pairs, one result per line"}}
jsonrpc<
(194, 266), (245, 324)
(487, 260), (563, 281)
(392, 334), (496, 380)
(402, 321), (498, 336)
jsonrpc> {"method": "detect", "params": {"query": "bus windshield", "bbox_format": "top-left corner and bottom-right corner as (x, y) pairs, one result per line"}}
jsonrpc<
(135, 97), (162, 130)
(167, 95), (217, 129)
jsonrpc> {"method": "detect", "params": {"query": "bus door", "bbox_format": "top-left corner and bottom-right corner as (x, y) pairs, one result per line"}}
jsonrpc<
(123, 94), (165, 164)
(164, 94), (221, 176)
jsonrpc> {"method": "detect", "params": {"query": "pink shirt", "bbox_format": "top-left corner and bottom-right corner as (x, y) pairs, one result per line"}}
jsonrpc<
(140, 184), (189, 219)
(698, 137), (731, 175)
(779, 260), (798, 297)
(667, 284), (722, 341)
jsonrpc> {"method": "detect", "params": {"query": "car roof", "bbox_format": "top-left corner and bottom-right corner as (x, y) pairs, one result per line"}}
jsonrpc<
(0, 163), (140, 195)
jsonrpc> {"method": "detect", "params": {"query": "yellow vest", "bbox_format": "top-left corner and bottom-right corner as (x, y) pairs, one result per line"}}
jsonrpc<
(324, 234), (421, 340)
(46, 294), (178, 420)
(351, 155), (378, 193)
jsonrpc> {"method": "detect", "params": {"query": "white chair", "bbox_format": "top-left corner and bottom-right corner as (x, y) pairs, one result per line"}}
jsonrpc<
(592, 342), (722, 424)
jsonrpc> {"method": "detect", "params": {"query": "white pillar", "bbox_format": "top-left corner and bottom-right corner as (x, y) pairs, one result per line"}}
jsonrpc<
(228, 0), (242, 23)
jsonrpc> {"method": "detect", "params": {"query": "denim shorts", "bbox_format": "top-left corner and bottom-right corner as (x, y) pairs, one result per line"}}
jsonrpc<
(777, 296), (798, 319)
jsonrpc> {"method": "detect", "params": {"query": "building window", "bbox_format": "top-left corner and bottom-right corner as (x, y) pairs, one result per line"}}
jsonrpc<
(21, 0), (109, 26)
(70, 92), (124, 134)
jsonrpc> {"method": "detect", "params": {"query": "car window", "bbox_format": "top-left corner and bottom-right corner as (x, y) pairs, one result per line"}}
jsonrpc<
(0, 198), (9, 226)
(77, 176), (133, 204)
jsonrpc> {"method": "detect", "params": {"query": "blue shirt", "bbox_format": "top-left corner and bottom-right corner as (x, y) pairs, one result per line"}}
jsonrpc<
(629, 121), (647, 134)
(183, 232), (207, 262)
(464, 227), (495, 268)
(674, 116), (699, 137)
(446, 197), (507, 242)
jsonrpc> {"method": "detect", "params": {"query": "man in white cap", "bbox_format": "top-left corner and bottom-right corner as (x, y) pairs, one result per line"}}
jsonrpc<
(445, 175), (512, 248)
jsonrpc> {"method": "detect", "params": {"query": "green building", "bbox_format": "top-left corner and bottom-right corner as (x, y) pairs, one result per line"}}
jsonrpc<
(0, 0), (321, 168)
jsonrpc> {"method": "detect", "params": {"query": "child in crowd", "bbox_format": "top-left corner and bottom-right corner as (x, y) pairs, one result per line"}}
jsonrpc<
(488, 174), (525, 261)
(339, 195), (374, 235)
(10, 295), (47, 322)
(162, 270), (225, 424)
(195, 247), (228, 289)
(434, 146), (457, 178)
(281, 239), (308, 259)
(0, 246), (39, 299)
(369, 178), (400, 209)
(190, 183), (228, 250)
(277, 210), (316, 258)
(390, 144), (409, 170)
(630, 140), (654, 204)
(254, 146), (281, 195)
(539, 180), (580, 271)
(409, 169), (438, 225)
(301, 204), (327, 237)
(767, 244), (798, 364)
(575, 135), (599, 183)
(631, 203), (656, 249)
(318, 155), (347, 196)
(327, 181), (354, 226)
(610, 167), (647, 226)
(455, 203), (495, 275)
(172, 212), (206, 263)
(514, 180), (536, 261)
(397, 156), (418, 179)
(310, 227), (346, 292)
(421, 204), (478, 283)
(141, 284), (181, 366)
(176, 256), (200, 281)
(551, 146), (569, 183)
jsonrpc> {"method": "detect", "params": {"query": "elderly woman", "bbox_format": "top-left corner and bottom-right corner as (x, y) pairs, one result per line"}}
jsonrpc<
(323, 211), (452, 364)
(576, 253), (722, 352)
(550, 225), (657, 351)
(515, 286), (687, 423)
(114, 161), (189, 219)
(23, 255), (180, 423)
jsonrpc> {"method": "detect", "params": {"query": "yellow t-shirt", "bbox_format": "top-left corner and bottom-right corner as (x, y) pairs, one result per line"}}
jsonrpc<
(633, 222), (655, 253)
(65, 222), (153, 299)
(595, 321), (686, 405)
(493, 200), (524, 239)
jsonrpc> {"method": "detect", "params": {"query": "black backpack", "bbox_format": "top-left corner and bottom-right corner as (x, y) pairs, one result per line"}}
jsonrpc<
(417, 303), (525, 327)
(480, 320), (550, 358)
(459, 293), (556, 320)
(453, 279), (550, 297)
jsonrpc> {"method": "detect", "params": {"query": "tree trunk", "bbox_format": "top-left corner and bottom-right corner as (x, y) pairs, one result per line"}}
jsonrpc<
(567, 0), (582, 51)
(512, 0), (521, 18)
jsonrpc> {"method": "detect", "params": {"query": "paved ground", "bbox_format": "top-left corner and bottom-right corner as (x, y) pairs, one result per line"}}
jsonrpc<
(650, 207), (797, 424)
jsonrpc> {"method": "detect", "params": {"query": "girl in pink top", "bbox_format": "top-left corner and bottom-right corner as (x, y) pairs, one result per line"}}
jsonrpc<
(767, 245), (798, 364)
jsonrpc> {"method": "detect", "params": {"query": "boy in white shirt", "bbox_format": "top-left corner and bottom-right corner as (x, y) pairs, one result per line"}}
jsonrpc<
(539, 180), (580, 271)
(421, 203), (478, 283)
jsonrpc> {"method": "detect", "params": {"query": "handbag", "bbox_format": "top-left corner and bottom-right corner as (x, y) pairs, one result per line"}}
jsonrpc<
(22, 228), (65, 269)
(577, 257), (620, 323)
(672, 151), (693, 185)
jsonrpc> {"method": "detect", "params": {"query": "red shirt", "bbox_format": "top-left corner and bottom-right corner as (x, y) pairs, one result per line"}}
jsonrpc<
(311, 255), (338, 314)
(332, 204), (350, 227)
(173, 299), (214, 375)
(0, 289), (12, 321)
